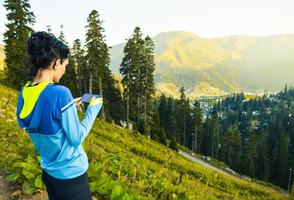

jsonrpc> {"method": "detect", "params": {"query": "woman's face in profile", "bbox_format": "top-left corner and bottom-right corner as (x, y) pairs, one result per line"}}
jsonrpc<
(53, 58), (69, 83)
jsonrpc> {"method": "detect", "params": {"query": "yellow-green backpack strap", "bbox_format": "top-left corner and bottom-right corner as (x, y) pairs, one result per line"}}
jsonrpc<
(19, 81), (52, 119)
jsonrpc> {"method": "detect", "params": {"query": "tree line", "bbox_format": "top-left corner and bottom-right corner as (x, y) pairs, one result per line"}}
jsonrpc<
(157, 86), (294, 190)
(3, 0), (155, 129)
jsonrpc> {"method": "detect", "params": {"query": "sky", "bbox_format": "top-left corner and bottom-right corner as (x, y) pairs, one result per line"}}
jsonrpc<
(0, 0), (294, 46)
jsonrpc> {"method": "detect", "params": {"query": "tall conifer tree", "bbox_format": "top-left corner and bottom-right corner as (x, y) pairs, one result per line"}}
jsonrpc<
(4, 0), (35, 88)
(85, 10), (110, 119)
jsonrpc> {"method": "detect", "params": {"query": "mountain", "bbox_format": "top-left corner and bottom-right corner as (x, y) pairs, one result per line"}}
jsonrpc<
(213, 34), (294, 92)
(110, 32), (294, 98)
(0, 83), (288, 199)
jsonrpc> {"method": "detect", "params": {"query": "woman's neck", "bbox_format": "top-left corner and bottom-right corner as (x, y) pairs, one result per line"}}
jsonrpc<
(32, 70), (54, 84)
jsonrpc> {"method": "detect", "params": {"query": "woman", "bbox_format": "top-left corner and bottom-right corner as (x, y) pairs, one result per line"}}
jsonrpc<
(16, 31), (102, 200)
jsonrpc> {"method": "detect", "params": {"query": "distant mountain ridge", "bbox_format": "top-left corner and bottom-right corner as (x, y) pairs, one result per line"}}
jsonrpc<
(1, 33), (293, 98)
(110, 32), (294, 98)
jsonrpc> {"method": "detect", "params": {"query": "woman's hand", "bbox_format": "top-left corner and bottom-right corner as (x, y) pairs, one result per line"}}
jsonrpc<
(73, 97), (82, 106)
(74, 97), (84, 111)
(89, 96), (103, 106)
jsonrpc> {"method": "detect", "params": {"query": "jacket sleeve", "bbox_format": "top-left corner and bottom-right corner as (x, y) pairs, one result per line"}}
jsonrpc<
(58, 88), (102, 147)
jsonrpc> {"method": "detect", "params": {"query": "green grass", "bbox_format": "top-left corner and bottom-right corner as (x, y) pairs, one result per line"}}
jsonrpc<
(0, 83), (289, 199)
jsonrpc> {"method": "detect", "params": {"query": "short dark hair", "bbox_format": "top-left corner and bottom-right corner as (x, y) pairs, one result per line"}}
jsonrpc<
(27, 31), (69, 76)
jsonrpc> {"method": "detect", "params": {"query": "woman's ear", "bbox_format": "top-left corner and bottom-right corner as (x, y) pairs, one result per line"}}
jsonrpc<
(57, 59), (63, 66)
(53, 59), (63, 70)
(50, 58), (59, 70)
(59, 59), (64, 65)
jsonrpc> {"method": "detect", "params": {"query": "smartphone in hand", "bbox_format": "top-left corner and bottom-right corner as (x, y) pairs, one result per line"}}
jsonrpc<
(81, 93), (102, 103)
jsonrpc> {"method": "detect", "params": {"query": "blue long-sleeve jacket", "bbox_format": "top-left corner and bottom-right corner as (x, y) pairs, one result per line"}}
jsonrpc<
(16, 81), (102, 179)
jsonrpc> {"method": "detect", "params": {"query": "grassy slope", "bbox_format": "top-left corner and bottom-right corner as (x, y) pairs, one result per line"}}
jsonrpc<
(0, 83), (288, 200)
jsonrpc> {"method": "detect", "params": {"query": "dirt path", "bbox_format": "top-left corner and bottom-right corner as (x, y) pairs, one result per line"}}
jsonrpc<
(0, 171), (10, 200)
(178, 149), (236, 178)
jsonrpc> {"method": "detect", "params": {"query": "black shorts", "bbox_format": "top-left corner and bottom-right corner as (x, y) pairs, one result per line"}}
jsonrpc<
(42, 170), (92, 200)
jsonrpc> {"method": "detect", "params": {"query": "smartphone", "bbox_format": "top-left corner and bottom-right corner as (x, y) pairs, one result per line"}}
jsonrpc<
(81, 93), (101, 103)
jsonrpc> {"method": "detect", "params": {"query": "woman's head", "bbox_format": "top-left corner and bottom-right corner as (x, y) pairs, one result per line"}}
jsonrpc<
(27, 31), (70, 83)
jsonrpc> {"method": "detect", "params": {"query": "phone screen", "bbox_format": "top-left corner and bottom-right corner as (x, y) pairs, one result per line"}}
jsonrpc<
(81, 93), (101, 103)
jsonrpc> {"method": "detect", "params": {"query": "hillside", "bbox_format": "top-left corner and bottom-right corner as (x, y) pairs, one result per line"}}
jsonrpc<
(0, 83), (288, 199)
(110, 32), (294, 98)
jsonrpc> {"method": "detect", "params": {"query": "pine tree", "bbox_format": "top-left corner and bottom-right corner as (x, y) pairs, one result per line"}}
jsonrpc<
(202, 117), (211, 156)
(246, 131), (258, 177)
(185, 98), (194, 149)
(271, 132), (289, 188)
(150, 99), (161, 140)
(133, 28), (145, 130)
(169, 136), (178, 151)
(120, 27), (151, 131)
(210, 111), (220, 158)
(60, 57), (78, 96)
(176, 87), (187, 145)
(85, 10), (110, 120)
(158, 93), (167, 129)
(71, 39), (86, 96)
(101, 69), (123, 124)
(58, 24), (67, 44)
(58, 27), (78, 96)
(120, 41), (131, 128)
(288, 111), (294, 179)
(158, 128), (167, 146)
(192, 100), (203, 153)
(120, 28), (141, 128)
(4, 0), (35, 88)
(221, 125), (242, 170)
(140, 35), (155, 133)
(165, 96), (176, 139)
(256, 131), (270, 181)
